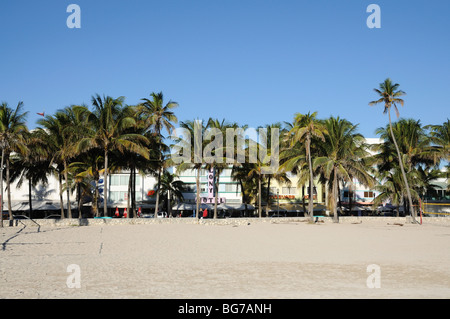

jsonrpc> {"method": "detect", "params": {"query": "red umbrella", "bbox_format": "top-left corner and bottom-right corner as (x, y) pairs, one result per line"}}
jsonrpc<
(123, 208), (127, 218)
(115, 207), (119, 217)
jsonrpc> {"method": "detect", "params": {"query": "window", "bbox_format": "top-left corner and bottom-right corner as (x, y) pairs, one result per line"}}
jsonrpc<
(282, 187), (297, 195)
(110, 175), (130, 186)
(110, 175), (120, 186)
(343, 191), (355, 198)
(109, 191), (128, 201)
(307, 187), (317, 195)
(364, 191), (374, 198)
(225, 183), (236, 192)
(120, 175), (129, 186)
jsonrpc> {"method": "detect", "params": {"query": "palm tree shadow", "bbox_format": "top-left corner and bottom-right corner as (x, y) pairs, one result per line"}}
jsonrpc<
(32, 185), (55, 201)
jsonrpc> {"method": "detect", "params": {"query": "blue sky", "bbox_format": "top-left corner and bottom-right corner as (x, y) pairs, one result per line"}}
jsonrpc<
(1, 0), (449, 137)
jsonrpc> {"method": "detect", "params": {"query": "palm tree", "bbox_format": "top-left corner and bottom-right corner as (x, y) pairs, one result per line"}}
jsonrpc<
(69, 151), (104, 217)
(204, 118), (238, 219)
(428, 119), (450, 191)
(0, 102), (28, 226)
(314, 117), (375, 223)
(374, 118), (436, 217)
(427, 119), (450, 163)
(37, 106), (86, 218)
(138, 92), (178, 217)
(369, 78), (418, 223)
(76, 95), (149, 216)
(246, 150), (265, 218)
(285, 112), (327, 222)
(9, 131), (51, 219)
(231, 162), (254, 216)
(373, 169), (404, 215)
(117, 104), (153, 218)
(158, 170), (186, 217)
(173, 119), (205, 218)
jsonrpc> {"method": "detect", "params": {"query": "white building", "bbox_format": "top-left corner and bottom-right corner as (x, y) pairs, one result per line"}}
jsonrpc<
(340, 138), (383, 213)
(4, 167), (244, 218)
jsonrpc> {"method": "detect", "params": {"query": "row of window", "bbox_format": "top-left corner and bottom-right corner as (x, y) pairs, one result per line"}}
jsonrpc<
(109, 175), (377, 199)
(109, 191), (143, 202)
(343, 191), (375, 198)
(110, 175), (142, 186)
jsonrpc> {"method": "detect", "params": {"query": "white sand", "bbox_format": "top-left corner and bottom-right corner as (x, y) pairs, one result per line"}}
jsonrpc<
(1, 220), (449, 298)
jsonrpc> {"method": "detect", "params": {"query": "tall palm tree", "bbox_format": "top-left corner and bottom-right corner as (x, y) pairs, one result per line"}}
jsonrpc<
(116, 104), (152, 218)
(173, 119), (205, 217)
(427, 119), (450, 163)
(246, 147), (267, 218)
(314, 117), (375, 223)
(69, 150), (104, 217)
(138, 92), (178, 217)
(369, 78), (418, 223)
(373, 169), (404, 215)
(285, 112), (327, 222)
(158, 170), (186, 217)
(204, 118), (238, 219)
(37, 106), (86, 218)
(427, 119), (450, 190)
(9, 130), (51, 219)
(77, 95), (149, 216)
(0, 102), (28, 226)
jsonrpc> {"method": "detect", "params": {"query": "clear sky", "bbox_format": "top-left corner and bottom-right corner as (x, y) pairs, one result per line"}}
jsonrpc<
(1, 0), (449, 137)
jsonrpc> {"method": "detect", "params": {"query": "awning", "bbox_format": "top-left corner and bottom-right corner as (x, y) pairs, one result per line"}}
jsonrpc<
(281, 204), (305, 212)
(267, 205), (287, 212)
(431, 181), (447, 190)
(172, 203), (195, 211)
(9, 200), (77, 211)
(217, 203), (255, 211)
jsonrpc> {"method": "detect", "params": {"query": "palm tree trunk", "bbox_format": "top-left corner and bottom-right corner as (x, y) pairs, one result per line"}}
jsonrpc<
(103, 150), (108, 217)
(266, 176), (271, 218)
(59, 172), (65, 218)
(258, 175), (262, 218)
(154, 166), (162, 217)
(239, 179), (247, 217)
(64, 160), (72, 218)
(348, 184), (354, 215)
(127, 169), (132, 218)
(214, 169), (219, 219)
(77, 183), (82, 219)
(301, 185), (307, 217)
(132, 166), (136, 218)
(5, 157), (12, 223)
(154, 129), (163, 217)
(28, 179), (33, 218)
(94, 179), (99, 217)
(333, 169), (339, 223)
(6, 156), (13, 222)
(388, 110), (416, 223)
(196, 167), (200, 218)
(1, 148), (4, 227)
(307, 135), (314, 222)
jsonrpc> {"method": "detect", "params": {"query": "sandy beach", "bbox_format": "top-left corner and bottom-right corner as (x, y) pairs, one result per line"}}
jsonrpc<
(1, 219), (449, 299)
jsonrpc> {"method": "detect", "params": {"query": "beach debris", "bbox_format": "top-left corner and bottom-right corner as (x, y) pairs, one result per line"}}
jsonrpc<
(387, 223), (404, 226)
